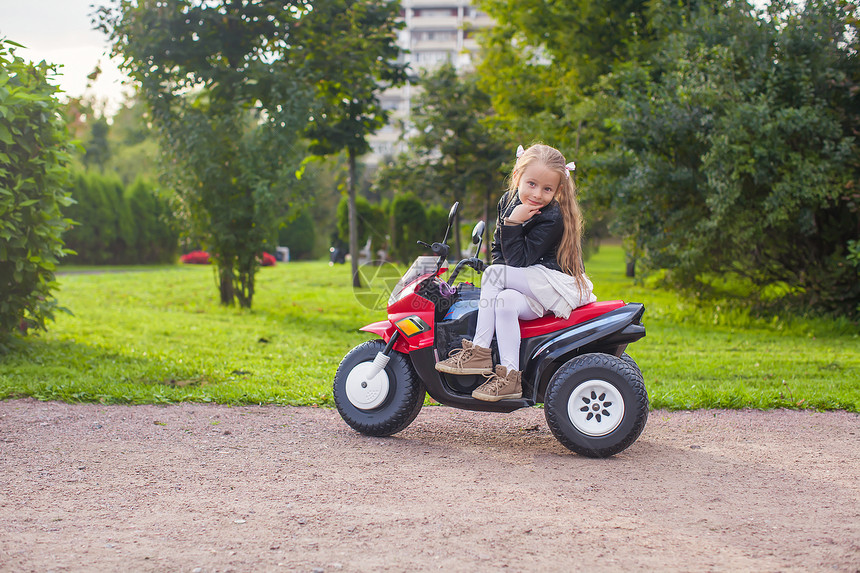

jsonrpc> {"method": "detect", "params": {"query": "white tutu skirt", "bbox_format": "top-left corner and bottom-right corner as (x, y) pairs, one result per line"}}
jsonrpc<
(522, 265), (597, 320)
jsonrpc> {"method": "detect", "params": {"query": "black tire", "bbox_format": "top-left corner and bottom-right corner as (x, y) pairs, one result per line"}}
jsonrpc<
(621, 352), (642, 378)
(333, 340), (425, 437)
(544, 352), (648, 458)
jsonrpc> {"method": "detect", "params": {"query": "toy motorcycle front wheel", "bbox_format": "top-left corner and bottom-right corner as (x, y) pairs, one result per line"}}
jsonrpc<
(333, 340), (425, 437)
(544, 353), (648, 458)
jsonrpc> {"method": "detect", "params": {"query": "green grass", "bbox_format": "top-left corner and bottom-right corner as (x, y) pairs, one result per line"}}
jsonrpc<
(586, 247), (859, 411)
(1, 246), (857, 411)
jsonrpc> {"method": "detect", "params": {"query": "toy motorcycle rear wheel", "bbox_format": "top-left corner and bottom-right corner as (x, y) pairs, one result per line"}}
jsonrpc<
(333, 340), (425, 437)
(544, 352), (648, 458)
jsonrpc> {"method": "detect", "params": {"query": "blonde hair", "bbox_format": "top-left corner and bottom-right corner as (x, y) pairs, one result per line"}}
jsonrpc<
(507, 143), (587, 289)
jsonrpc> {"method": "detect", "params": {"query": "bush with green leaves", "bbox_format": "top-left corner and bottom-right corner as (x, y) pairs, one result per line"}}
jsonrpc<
(425, 205), (449, 240)
(277, 209), (316, 260)
(592, 2), (860, 318)
(100, 0), (315, 307)
(63, 170), (130, 264)
(0, 39), (75, 345)
(336, 195), (387, 259)
(63, 170), (177, 264)
(471, 0), (858, 318)
(127, 177), (179, 263)
(389, 193), (428, 263)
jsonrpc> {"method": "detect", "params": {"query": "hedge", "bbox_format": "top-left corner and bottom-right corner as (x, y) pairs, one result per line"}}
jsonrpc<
(63, 171), (179, 265)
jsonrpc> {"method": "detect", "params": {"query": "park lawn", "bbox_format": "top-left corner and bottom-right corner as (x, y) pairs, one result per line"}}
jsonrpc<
(0, 246), (857, 411)
(584, 247), (859, 411)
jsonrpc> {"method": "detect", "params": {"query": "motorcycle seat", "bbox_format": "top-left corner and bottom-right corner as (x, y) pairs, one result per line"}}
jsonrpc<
(519, 300), (626, 338)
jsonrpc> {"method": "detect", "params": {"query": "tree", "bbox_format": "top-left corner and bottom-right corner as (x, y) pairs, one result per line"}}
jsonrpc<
(475, 0), (665, 148)
(295, 0), (406, 287)
(389, 193), (427, 264)
(474, 0), (724, 201)
(83, 116), (111, 170)
(103, 98), (162, 184)
(0, 40), (75, 346)
(377, 64), (509, 257)
(98, 0), (313, 307)
(63, 95), (163, 185)
(592, 1), (860, 316)
(471, 0), (859, 316)
(335, 195), (387, 258)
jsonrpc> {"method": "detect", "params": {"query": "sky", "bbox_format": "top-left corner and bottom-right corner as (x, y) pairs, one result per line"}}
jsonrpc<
(0, 0), (131, 115)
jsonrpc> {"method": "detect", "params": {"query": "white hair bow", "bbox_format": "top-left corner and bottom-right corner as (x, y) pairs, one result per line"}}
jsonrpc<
(516, 145), (576, 177)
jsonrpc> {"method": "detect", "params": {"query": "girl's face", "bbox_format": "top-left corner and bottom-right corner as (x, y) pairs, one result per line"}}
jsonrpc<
(516, 162), (561, 209)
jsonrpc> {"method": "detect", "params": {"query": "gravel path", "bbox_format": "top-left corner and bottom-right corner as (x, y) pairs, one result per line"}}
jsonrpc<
(0, 399), (858, 572)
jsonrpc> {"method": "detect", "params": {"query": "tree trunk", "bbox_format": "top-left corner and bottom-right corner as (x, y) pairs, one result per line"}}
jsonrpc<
(237, 257), (254, 309)
(218, 262), (235, 305)
(347, 149), (362, 289)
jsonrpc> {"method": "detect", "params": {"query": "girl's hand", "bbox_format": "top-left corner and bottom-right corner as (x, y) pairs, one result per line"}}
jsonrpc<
(506, 203), (541, 225)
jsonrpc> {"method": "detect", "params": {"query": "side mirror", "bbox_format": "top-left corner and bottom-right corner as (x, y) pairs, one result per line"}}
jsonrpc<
(441, 202), (459, 245)
(471, 221), (485, 245)
(471, 220), (485, 257)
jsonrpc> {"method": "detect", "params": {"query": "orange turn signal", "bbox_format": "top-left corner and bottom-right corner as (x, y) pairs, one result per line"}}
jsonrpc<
(394, 316), (430, 337)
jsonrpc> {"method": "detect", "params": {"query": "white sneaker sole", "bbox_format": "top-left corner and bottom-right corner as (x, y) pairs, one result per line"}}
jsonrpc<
(471, 391), (523, 402)
(435, 363), (493, 375)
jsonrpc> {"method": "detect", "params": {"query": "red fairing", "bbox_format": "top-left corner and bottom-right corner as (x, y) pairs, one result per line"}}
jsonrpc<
(520, 300), (626, 338)
(359, 320), (395, 339)
(387, 276), (437, 352)
(359, 320), (412, 353)
(358, 273), (440, 353)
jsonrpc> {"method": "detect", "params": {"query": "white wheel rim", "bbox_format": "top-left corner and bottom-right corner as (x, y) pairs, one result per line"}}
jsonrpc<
(568, 380), (625, 437)
(345, 362), (390, 410)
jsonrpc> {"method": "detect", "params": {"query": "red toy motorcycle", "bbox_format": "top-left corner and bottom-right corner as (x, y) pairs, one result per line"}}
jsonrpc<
(333, 203), (648, 457)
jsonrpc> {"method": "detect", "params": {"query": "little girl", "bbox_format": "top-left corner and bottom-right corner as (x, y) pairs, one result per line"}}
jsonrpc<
(435, 143), (596, 401)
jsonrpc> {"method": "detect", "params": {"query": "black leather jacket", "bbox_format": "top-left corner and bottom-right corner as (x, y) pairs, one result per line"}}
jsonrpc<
(491, 192), (564, 272)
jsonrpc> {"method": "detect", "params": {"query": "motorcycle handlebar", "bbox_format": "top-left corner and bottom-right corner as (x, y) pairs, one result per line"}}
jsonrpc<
(447, 257), (485, 284)
(416, 240), (450, 258)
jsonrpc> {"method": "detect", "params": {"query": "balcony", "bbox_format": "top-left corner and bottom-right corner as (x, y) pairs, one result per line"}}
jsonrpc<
(408, 15), (459, 29)
(412, 38), (459, 50)
(403, 0), (468, 8)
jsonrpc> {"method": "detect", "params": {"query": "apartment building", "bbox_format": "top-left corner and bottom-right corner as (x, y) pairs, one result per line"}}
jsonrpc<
(367, 0), (494, 163)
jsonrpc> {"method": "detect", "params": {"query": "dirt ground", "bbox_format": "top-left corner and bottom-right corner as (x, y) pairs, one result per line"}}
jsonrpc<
(0, 399), (858, 572)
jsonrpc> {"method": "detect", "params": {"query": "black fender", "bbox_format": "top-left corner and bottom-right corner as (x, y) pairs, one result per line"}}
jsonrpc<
(523, 303), (646, 403)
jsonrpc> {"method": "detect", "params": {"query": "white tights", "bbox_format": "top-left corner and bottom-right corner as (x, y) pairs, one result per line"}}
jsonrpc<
(472, 265), (542, 372)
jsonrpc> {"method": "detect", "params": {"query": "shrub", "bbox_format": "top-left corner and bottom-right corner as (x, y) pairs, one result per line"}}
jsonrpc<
(127, 177), (179, 264)
(277, 209), (316, 260)
(390, 193), (427, 263)
(64, 171), (178, 264)
(0, 40), (75, 346)
(594, 3), (860, 318)
(425, 205), (449, 240)
(336, 195), (387, 258)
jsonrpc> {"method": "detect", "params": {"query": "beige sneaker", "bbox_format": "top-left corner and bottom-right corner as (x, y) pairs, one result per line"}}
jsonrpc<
(472, 365), (523, 402)
(435, 340), (493, 375)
